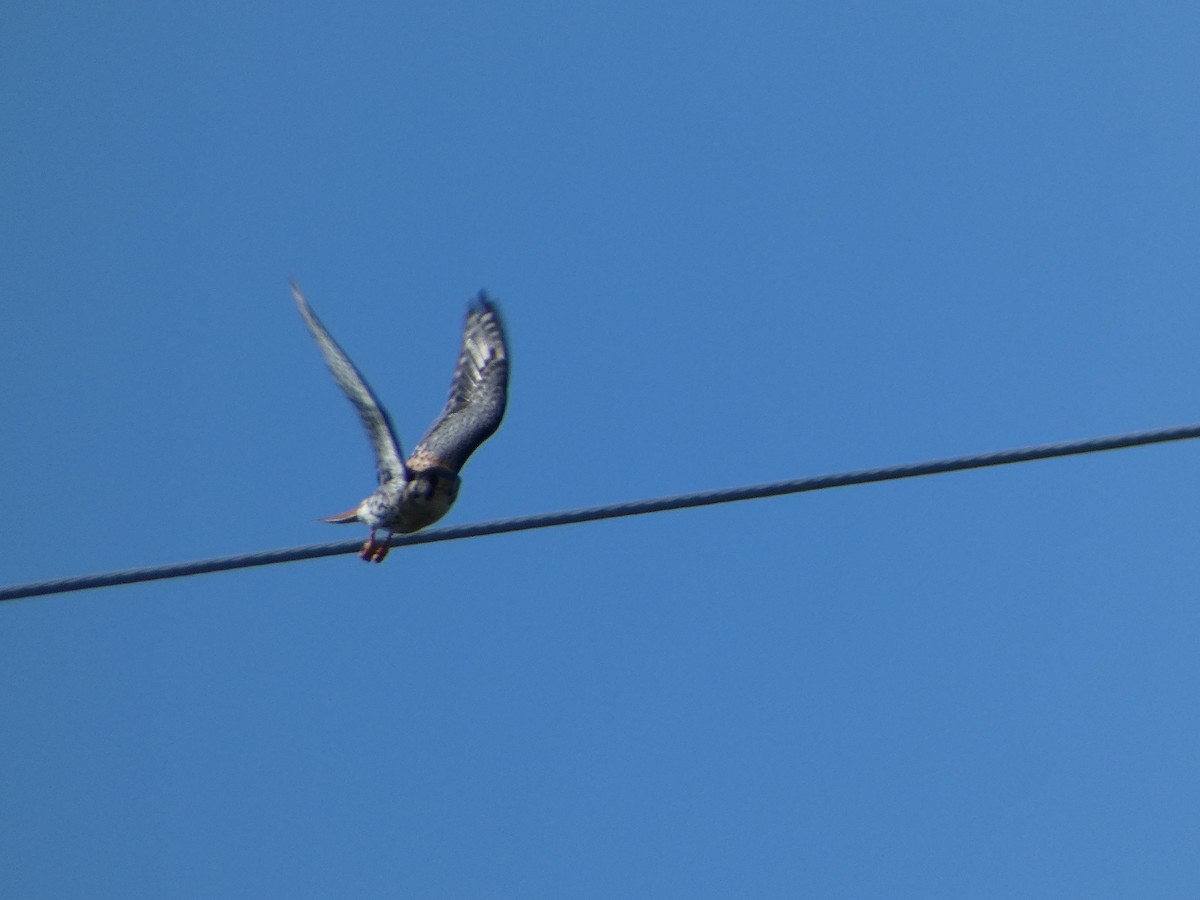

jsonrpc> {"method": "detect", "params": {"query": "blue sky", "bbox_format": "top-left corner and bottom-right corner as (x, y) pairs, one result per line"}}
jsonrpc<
(3, 2), (1199, 896)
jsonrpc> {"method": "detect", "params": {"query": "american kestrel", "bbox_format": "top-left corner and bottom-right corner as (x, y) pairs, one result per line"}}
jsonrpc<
(292, 282), (509, 562)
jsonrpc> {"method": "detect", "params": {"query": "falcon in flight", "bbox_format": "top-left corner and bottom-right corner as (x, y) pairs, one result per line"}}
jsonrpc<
(292, 282), (510, 562)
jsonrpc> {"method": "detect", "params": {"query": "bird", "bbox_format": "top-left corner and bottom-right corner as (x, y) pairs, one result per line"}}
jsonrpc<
(291, 281), (509, 562)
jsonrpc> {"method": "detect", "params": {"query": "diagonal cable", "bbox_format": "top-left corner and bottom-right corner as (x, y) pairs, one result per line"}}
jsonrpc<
(2, 421), (1198, 603)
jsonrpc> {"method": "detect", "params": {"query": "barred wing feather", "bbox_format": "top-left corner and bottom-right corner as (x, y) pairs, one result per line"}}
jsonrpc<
(409, 293), (509, 473)
(291, 282), (408, 486)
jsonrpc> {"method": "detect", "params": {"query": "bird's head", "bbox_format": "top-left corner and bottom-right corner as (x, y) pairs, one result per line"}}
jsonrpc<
(405, 466), (461, 505)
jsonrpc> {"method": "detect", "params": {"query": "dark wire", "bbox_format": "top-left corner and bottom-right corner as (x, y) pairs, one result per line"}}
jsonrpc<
(3, 421), (1198, 603)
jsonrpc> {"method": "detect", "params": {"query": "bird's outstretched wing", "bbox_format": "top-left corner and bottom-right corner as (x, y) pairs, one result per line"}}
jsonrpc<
(291, 282), (408, 486)
(409, 292), (509, 473)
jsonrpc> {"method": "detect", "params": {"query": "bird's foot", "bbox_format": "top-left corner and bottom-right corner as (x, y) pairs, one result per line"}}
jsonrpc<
(359, 535), (391, 563)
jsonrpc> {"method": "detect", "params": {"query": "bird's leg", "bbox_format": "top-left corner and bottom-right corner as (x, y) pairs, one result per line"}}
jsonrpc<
(360, 529), (379, 562)
(371, 531), (393, 563)
(359, 529), (392, 563)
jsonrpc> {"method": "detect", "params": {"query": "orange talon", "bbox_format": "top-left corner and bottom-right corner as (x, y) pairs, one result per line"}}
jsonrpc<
(358, 535), (390, 563)
(359, 535), (377, 561)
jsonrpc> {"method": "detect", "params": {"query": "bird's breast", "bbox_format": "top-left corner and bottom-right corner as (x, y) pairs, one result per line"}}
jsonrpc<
(390, 469), (461, 534)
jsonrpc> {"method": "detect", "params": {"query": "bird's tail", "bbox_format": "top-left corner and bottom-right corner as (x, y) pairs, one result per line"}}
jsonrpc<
(321, 507), (361, 524)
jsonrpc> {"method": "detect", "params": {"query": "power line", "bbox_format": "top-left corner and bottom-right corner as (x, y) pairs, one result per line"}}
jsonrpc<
(3, 421), (1198, 603)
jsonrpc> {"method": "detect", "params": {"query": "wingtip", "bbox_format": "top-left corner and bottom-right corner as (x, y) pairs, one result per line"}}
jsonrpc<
(290, 279), (309, 308)
(471, 289), (499, 315)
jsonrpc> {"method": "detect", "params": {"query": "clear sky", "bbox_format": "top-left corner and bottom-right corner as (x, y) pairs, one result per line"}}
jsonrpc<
(3, 3), (1199, 896)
